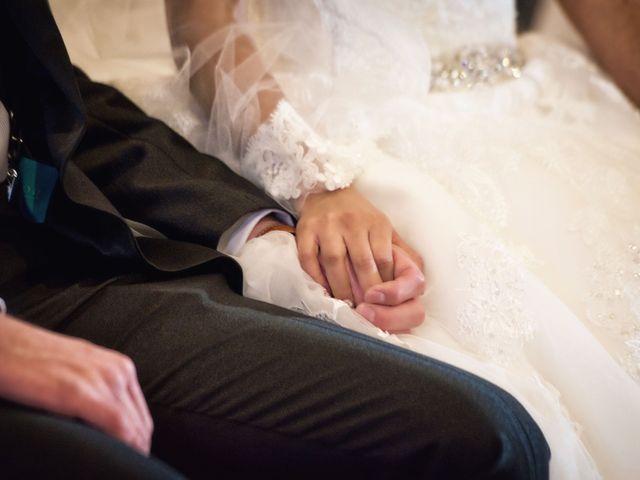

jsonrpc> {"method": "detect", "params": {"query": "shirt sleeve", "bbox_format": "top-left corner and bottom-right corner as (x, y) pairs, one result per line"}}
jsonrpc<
(217, 209), (294, 256)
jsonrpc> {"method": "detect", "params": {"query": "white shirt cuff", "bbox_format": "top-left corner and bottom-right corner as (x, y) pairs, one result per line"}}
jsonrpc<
(217, 209), (294, 256)
(0, 297), (6, 315)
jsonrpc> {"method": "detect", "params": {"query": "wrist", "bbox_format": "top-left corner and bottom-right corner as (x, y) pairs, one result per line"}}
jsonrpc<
(261, 224), (296, 236)
(299, 186), (353, 215)
(243, 99), (361, 209)
(248, 215), (291, 241)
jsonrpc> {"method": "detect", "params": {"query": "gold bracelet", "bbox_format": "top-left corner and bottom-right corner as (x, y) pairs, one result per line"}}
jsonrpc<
(262, 224), (297, 236)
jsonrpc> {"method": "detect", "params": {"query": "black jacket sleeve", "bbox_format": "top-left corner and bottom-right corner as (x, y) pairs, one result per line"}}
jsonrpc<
(71, 73), (280, 248)
(2, 0), (279, 287)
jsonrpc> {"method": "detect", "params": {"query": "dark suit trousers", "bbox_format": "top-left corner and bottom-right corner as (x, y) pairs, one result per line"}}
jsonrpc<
(0, 94), (549, 480)
(0, 399), (183, 479)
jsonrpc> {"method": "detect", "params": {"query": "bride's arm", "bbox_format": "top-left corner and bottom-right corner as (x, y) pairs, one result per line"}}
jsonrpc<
(164, 0), (423, 306)
(558, 0), (640, 108)
(165, 0), (280, 123)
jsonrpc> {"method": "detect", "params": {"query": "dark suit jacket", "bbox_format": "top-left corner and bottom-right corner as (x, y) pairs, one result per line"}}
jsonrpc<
(1, 0), (279, 292)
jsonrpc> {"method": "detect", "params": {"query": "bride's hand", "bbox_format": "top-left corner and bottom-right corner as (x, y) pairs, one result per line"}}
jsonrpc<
(296, 187), (422, 305)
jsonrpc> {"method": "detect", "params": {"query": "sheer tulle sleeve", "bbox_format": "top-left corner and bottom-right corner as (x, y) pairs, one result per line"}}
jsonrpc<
(166, 0), (431, 212)
(50, 1), (430, 213)
(164, 1), (361, 212)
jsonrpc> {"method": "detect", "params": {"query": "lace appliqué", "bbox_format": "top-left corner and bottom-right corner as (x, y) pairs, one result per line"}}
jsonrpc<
(457, 232), (535, 362)
(569, 210), (640, 381)
(376, 118), (512, 230)
(243, 100), (362, 210)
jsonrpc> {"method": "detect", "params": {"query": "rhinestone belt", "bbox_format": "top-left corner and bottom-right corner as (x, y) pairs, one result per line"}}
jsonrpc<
(431, 45), (525, 91)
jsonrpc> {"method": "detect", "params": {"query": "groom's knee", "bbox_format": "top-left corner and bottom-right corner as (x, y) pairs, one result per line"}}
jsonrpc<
(390, 366), (550, 480)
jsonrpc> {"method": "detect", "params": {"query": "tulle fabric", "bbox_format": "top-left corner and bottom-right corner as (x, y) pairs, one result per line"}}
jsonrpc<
(53, 0), (431, 209)
(50, 1), (640, 478)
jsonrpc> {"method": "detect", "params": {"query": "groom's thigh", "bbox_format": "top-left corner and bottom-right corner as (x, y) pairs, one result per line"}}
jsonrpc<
(0, 400), (182, 479)
(17, 271), (548, 480)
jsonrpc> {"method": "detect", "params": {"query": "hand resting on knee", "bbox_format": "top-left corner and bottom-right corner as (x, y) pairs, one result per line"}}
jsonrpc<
(0, 313), (153, 455)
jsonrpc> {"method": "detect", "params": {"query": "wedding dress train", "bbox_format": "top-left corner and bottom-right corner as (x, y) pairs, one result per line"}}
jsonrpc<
(51, 1), (640, 477)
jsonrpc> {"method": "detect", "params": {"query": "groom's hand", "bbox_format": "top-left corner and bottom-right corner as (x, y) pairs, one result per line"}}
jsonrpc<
(354, 244), (426, 332)
(0, 314), (153, 455)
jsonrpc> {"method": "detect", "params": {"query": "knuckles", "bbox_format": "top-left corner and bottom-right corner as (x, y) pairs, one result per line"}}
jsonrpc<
(374, 216), (392, 229)
(352, 255), (377, 272)
(302, 210), (389, 231)
(59, 375), (87, 406)
(101, 354), (137, 390)
(37, 343), (148, 452)
(116, 355), (137, 378)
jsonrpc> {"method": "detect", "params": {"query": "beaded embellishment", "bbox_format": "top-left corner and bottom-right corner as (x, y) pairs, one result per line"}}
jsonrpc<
(431, 45), (525, 91)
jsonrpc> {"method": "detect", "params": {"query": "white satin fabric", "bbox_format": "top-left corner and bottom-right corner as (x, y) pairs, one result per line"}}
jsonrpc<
(51, 1), (640, 478)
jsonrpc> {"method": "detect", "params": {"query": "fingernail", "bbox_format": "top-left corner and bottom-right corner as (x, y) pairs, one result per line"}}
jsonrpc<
(357, 305), (375, 322)
(366, 290), (385, 304)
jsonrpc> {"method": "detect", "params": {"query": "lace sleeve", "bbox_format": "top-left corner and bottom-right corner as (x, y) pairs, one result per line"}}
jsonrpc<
(162, 0), (424, 213)
(242, 99), (363, 212)
(161, 1), (366, 213)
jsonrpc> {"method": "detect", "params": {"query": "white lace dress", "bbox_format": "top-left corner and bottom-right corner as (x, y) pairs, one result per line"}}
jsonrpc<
(52, 1), (640, 478)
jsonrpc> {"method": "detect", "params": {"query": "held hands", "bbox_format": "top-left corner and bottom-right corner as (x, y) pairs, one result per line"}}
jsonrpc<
(247, 187), (425, 332)
(297, 187), (423, 302)
(0, 315), (153, 455)
(353, 244), (426, 332)
(296, 187), (425, 332)
(297, 187), (393, 301)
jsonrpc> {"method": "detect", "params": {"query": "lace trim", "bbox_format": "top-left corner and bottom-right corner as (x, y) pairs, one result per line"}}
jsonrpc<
(569, 209), (640, 381)
(243, 100), (363, 210)
(624, 331), (640, 382)
(457, 231), (535, 362)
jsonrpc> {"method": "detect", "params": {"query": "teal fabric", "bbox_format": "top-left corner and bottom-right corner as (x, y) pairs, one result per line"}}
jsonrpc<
(17, 156), (58, 223)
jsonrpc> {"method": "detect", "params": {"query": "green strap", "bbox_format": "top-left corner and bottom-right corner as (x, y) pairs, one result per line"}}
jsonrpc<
(17, 156), (58, 223)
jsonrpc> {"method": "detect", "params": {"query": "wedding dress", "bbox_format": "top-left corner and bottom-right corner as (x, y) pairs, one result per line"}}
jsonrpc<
(51, 0), (640, 478)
